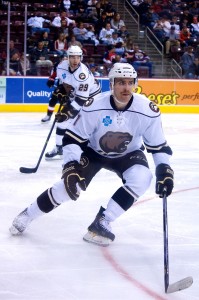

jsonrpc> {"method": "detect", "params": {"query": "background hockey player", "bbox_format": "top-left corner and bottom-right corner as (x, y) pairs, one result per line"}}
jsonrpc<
(45, 45), (101, 160)
(10, 63), (174, 247)
(41, 54), (68, 123)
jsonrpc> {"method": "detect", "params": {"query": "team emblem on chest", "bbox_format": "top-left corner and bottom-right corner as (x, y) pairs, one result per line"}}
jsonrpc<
(79, 73), (86, 80)
(99, 131), (133, 154)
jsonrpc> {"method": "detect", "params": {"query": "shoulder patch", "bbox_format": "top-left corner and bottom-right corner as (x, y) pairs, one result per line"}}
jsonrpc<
(83, 98), (94, 107)
(79, 73), (86, 80)
(149, 102), (160, 113)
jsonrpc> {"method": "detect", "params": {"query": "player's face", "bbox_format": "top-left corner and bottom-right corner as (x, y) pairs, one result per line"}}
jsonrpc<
(112, 78), (134, 105)
(69, 55), (81, 70)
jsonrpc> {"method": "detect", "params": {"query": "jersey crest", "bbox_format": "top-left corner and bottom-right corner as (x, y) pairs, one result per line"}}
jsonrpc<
(80, 156), (89, 168)
(83, 98), (94, 107)
(99, 131), (133, 154)
(79, 73), (86, 80)
(149, 102), (160, 113)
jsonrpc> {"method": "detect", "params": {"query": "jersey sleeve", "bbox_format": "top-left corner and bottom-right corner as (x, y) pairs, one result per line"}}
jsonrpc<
(62, 107), (96, 163)
(143, 112), (171, 151)
(143, 112), (173, 167)
(56, 64), (64, 82)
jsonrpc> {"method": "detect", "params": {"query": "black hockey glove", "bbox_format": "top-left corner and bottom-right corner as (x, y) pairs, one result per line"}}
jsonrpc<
(46, 78), (55, 88)
(62, 161), (86, 200)
(54, 85), (70, 105)
(63, 83), (73, 95)
(55, 103), (79, 122)
(155, 164), (174, 197)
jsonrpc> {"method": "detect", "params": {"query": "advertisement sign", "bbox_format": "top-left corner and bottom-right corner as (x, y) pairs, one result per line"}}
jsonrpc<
(6, 78), (23, 103)
(6, 77), (53, 103)
(0, 77), (6, 103)
(0, 77), (199, 112)
(137, 79), (199, 106)
(4, 77), (109, 104)
(24, 78), (53, 103)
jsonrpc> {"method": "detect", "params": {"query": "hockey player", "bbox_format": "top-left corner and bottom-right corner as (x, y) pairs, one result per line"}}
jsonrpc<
(10, 63), (174, 247)
(41, 55), (68, 123)
(44, 45), (101, 159)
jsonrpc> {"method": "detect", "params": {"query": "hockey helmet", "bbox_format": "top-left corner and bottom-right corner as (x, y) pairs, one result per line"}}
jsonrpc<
(67, 45), (83, 57)
(108, 63), (138, 86)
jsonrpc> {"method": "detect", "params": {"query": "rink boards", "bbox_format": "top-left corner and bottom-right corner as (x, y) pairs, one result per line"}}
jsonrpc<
(0, 77), (199, 113)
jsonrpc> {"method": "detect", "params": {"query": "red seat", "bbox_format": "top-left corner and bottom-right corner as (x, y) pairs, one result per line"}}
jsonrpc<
(83, 44), (95, 56)
(137, 66), (149, 78)
(95, 44), (108, 55)
(0, 42), (6, 53)
(92, 54), (103, 64)
(50, 11), (59, 18)
(39, 66), (51, 76)
(170, 46), (183, 62)
(14, 20), (24, 26)
(34, 3), (45, 10)
(46, 4), (59, 12)
(14, 42), (24, 53)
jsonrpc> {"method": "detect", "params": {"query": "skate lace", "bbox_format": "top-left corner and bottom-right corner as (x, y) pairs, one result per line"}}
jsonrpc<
(48, 146), (59, 155)
(99, 216), (112, 233)
(43, 115), (49, 119)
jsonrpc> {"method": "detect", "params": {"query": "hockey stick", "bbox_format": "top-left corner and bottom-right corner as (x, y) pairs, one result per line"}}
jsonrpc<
(162, 191), (193, 293)
(19, 104), (62, 174)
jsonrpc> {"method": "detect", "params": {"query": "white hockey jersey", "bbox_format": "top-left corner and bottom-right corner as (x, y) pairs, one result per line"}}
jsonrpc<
(56, 60), (101, 108)
(64, 91), (172, 163)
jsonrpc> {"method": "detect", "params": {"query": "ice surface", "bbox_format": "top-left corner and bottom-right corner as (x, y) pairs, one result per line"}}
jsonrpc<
(0, 113), (198, 300)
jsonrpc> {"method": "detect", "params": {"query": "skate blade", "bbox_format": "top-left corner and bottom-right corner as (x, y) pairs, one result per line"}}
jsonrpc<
(45, 155), (63, 161)
(83, 231), (112, 247)
(9, 225), (22, 235)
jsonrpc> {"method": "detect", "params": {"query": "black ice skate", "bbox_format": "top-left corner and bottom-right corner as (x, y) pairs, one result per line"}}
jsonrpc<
(45, 145), (63, 160)
(9, 208), (32, 235)
(83, 206), (115, 247)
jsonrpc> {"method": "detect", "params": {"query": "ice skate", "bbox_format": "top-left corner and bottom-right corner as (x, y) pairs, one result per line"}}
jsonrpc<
(45, 145), (63, 160)
(9, 208), (32, 235)
(41, 114), (51, 123)
(83, 206), (115, 247)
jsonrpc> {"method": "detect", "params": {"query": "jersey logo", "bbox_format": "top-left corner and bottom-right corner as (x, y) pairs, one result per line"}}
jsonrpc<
(83, 98), (94, 107)
(102, 116), (112, 127)
(149, 102), (160, 113)
(62, 73), (67, 79)
(99, 131), (133, 154)
(80, 156), (89, 168)
(79, 73), (86, 80)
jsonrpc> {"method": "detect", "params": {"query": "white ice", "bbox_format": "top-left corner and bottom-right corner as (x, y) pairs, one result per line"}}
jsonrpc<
(0, 113), (198, 300)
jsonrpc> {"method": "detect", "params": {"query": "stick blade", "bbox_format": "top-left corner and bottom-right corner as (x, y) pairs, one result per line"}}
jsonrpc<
(167, 276), (193, 293)
(19, 167), (37, 174)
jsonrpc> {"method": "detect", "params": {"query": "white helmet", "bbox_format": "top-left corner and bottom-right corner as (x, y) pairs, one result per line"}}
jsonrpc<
(108, 63), (137, 85)
(67, 45), (83, 57)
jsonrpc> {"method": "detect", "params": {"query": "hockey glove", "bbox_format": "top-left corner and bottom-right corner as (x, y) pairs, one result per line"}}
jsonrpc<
(156, 164), (174, 197)
(63, 83), (73, 95)
(55, 103), (79, 122)
(62, 161), (86, 200)
(53, 85), (68, 104)
(46, 78), (55, 88)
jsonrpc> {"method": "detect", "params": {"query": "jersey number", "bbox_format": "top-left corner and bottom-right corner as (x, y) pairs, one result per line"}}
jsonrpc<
(79, 84), (88, 91)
